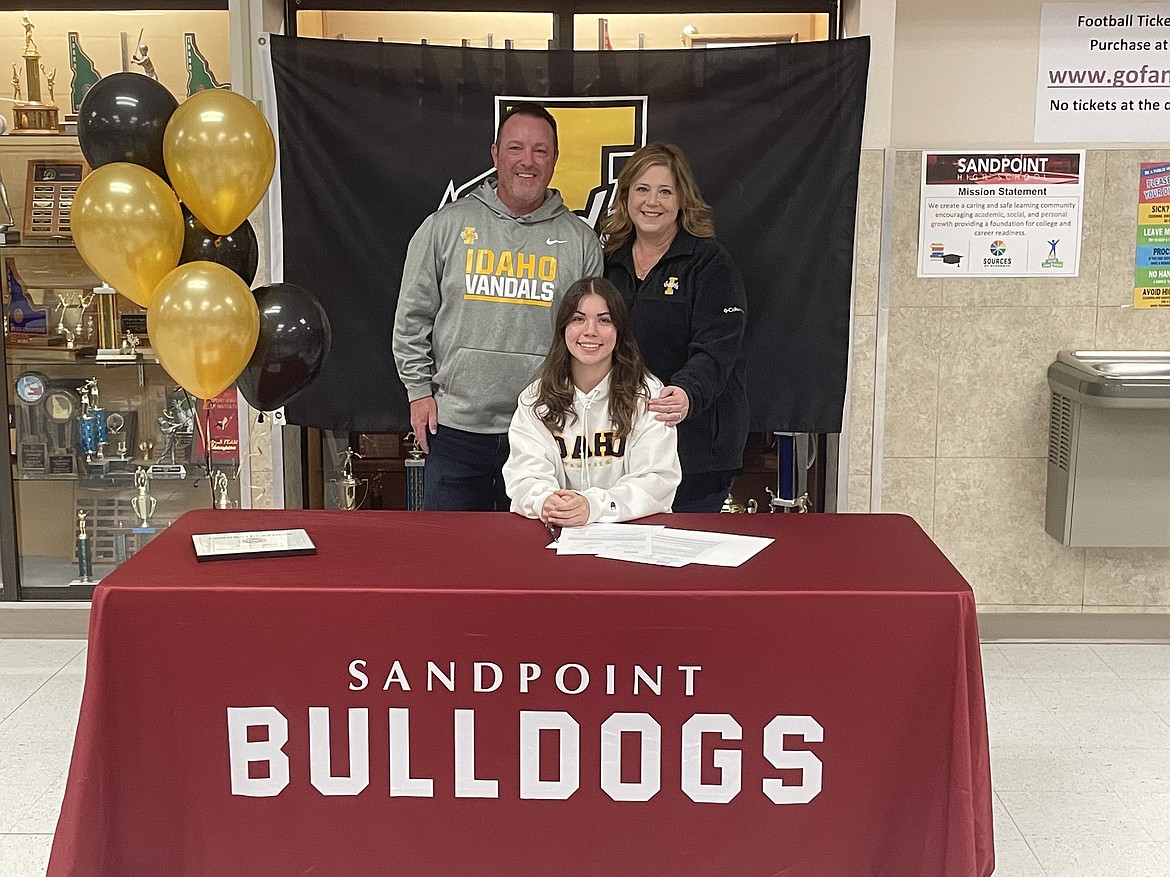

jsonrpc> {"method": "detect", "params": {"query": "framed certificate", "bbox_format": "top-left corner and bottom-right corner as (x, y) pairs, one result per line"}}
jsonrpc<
(191, 528), (316, 561)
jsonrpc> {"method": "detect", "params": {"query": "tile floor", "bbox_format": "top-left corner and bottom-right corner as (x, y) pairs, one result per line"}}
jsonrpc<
(0, 639), (1167, 876)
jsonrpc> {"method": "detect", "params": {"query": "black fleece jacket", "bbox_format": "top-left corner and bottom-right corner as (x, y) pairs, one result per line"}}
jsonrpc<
(605, 230), (749, 478)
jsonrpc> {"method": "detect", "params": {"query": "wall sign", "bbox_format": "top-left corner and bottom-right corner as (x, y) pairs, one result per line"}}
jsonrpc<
(918, 150), (1085, 277)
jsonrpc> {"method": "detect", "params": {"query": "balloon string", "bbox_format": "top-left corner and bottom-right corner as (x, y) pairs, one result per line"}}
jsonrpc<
(245, 412), (267, 507)
(202, 397), (214, 482)
(188, 392), (214, 504)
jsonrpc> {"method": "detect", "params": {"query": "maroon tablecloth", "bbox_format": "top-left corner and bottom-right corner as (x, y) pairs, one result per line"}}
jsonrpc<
(49, 510), (993, 877)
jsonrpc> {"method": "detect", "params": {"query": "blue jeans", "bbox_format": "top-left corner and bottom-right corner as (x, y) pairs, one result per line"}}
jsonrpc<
(422, 426), (511, 511)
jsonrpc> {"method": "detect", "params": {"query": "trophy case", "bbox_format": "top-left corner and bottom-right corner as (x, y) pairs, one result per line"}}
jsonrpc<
(4, 341), (243, 599)
(0, 218), (242, 601)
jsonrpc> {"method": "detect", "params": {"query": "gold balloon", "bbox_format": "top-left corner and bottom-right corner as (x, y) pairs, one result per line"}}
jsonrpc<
(71, 163), (184, 308)
(148, 261), (260, 400)
(164, 89), (276, 236)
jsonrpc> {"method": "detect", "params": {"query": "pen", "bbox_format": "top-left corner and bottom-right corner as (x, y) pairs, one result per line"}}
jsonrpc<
(544, 521), (559, 544)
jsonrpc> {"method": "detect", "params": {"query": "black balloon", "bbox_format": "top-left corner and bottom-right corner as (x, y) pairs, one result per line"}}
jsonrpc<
(236, 284), (332, 412)
(77, 73), (178, 181)
(180, 207), (259, 285)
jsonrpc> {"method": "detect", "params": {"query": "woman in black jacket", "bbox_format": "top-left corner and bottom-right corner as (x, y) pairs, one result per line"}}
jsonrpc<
(601, 142), (749, 512)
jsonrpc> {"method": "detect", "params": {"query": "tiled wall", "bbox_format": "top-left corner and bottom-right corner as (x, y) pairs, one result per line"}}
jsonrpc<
(849, 147), (1170, 613)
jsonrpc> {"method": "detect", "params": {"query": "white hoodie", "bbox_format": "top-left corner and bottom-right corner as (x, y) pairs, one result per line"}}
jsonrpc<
(503, 373), (681, 524)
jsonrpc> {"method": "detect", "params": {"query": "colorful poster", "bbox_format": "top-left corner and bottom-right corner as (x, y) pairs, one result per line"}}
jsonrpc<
(1035, 4), (1170, 142)
(195, 388), (240, 461)
(1134, 161), (1170, 307)
(917, 151), (1085, 277)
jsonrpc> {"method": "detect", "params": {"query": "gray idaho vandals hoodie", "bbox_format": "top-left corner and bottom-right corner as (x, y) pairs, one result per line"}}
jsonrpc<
(393, 180), (604, 434)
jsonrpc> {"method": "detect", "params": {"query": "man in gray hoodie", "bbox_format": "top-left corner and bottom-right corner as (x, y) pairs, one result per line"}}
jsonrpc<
(394, 103), (604, 511)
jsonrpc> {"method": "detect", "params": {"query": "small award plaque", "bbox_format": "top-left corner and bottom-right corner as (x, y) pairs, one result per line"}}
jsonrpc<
(23, 160), (84, 240)
(147, 463), (186, 480)
(47, 452), (75, 475)
(6, 258), (48, 336)
(192, 528), (316, 562)
(119, 313), (148, 336)
(19, 441), (46, 472)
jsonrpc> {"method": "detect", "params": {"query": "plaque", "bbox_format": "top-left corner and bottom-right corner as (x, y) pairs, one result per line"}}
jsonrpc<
(192, 528), (316, 562)
(147, 463), (186, 480)
(6, 257), (48, 335)
(23, 160), (84, 239)
(47, 452), (75, 475)
(19, 440), (46, 472)
(119, 313), (148, 336)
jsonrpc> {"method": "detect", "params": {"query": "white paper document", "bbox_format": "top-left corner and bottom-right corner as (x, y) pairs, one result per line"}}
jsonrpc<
(554, 523), (664, 556)
(191, 528), (316, 561)
(556, 523), (771, 568)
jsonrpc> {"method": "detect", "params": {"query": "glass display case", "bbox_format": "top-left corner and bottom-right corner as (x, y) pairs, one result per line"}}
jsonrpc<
(2, 243), (242, 599)
(0, 6), (244, 600)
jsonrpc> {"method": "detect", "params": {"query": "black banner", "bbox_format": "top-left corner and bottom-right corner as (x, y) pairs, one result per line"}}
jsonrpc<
(269, 35), (868, 433)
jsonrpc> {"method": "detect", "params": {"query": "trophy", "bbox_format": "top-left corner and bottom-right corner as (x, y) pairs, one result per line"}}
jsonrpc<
(75, 382), (98, 463)
(10, 13), (61, 135)
(154, 391), (194, 471)
(765, 486), (810, 513)
(106, 412), (128, 460)
(721, 493), (758, 514)
(75, 378), (107, 463)
(87, 378), (107, 457)
(333, 448), (367, 511)
(404, 432), (425, 510)
(131, 466), (157, 530)
(75, 508), (92, 583)
(212, 470), (237, 510)
(51, 290), (96, 349)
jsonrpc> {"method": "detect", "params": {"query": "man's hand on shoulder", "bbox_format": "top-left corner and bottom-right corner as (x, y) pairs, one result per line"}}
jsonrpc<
(410, 397), (439, 453)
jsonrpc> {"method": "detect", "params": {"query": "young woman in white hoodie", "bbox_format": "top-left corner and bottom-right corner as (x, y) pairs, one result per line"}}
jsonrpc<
(503, 277), (681, 528)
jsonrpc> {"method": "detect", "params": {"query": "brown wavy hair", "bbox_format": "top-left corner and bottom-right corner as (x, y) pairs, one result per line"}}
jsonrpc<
(599, 142), (715, 254)
(533, 277), (651, 439)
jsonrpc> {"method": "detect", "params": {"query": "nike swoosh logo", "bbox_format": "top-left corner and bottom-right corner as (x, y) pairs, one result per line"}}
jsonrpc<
(546, 238), (568, 245)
